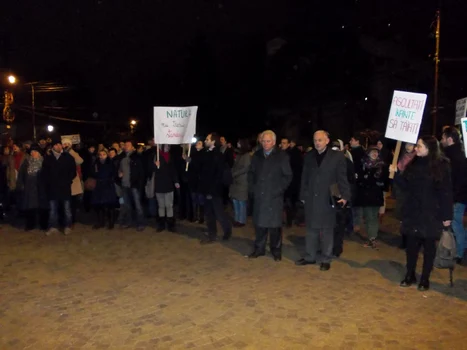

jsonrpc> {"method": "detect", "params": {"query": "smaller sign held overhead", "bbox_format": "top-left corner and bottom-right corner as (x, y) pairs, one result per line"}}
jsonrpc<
(61, 134), (81, 145)
(455, 97), (467, 125)
(385, 90), (427, 144)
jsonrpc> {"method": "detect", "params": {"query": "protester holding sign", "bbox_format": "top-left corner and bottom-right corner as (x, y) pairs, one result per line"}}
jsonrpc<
(393, 136), (453, 291)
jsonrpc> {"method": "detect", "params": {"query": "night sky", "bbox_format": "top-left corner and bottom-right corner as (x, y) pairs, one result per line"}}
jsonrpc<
(1, 0), (466, 142)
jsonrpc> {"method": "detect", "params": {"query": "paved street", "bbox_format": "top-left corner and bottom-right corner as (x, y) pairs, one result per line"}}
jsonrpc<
(1, 205), (467, 350)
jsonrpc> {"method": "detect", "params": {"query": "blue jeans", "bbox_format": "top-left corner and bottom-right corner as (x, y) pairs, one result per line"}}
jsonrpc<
(120, 187), (145, 227)
(148, 197), (158, 218)
(49, 200), (72, 229)
(232, 199), (247, 224)
(452, 203), (466, 258)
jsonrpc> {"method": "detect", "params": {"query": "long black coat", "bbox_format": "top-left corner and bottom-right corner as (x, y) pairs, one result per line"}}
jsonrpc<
(91, 158), (117, 206)
(248, 148), (292, 228)
(198, 148), (225, 196)
(395, 156), (453, 239)
(17, 159), (48, 210)
(300, 148), (351, 229)
(187, 149), (204, 193)
(443, 143), (467, 204)
(42, 152), (76, 201)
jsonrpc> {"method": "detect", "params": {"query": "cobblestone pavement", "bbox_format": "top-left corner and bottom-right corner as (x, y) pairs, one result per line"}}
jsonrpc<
(1, 204), (467, 349)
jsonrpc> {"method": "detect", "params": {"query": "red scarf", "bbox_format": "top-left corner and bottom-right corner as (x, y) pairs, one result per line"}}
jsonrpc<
(14, 152), (24, 170)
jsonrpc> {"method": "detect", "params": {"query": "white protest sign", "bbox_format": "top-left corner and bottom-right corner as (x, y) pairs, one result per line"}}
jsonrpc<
(461, 118), (467, 158)
(385, 90), (427, 144)
(153, 106), (197, 145)
(455, 97), (467, 125)
(61, 134), (81, 145)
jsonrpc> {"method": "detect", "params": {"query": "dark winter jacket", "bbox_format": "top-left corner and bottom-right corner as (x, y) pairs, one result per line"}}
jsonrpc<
(443, 143), (467, 204)
(229, 152), (251, 201)
(248, 147), (292, 228)
(187, 148), (204, 193)
(395, 156), (453, 239)
(120, 151), (145, 190)
(198, 147), (225, 196)
(354, 156), (387, 207)
(81, 150), (97, 182)
(285, 146), (303, 199)
(350, 146), (366, 174)
(17, 159), (48, 210)
(148, 151), (179, 194)
(42, 151), (76, 201)
(91, 158), (117, 206)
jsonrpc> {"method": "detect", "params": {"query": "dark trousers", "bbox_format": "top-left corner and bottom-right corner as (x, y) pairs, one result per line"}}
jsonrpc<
(305, 227), (334, 263)
(254, 226), (282, 257)
(333, 208), (350, 257)
(406, 235), (437, 281)
(25, 208), (48, 230)
(178, 182), (193, 221)
(205, 195), (231, 238)
(284, 195), (298, 226)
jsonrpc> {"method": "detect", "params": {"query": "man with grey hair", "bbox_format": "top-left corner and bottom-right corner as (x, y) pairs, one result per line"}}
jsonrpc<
(247, 130), (293, 261)
(296, 130), (350, 270)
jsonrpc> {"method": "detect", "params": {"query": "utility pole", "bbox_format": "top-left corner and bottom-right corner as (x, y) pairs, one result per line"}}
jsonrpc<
(432, 9), (440, 134)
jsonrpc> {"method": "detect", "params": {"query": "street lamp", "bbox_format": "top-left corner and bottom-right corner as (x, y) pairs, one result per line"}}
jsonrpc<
(47, 125), (54, 132)
(130, 119), (137, 134)
(7, 75), (37, 141)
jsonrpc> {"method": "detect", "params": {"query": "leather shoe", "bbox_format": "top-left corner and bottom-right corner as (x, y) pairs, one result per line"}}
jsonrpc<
(320, 263), (331, 271)
(295, 258), (316, 266)
(200, 236), (216, 245)
(247, 251), (265, 259)
(417, 280), (430, 291)
(222, 232), (232, 241)
(273, 255), (282, 262)
(400, 273), (417, 287)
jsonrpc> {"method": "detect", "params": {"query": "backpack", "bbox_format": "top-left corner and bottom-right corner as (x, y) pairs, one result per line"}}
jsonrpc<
(434, 226), (457, 287)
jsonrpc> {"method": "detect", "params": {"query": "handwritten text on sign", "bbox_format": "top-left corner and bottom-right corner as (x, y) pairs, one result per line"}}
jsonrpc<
(154, 106), (197, 144)
(461, 118), (467, 158)
(385, 91), (427, 144)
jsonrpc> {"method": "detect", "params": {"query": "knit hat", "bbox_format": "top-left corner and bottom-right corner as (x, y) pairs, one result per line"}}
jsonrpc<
(27, 144), (41, 154)
(23, 140), (33, 146)
(367, 145), (380, 154)
(51, 137), (62, 146)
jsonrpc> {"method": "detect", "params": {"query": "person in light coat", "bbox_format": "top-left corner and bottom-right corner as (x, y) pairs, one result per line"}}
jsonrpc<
(62, 138), (84, 224)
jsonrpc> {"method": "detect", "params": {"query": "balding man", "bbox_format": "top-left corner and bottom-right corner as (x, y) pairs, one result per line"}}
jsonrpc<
(296, 130), (350, 271)
(247, 130), (292, 261)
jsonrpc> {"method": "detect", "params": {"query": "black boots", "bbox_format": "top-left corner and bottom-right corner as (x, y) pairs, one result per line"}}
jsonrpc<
(156, 217), (166, 232)
(197, 206), (204, 224)
(108, 209), (116, 230)
(400, 272), (417, 287)
(93, 208), (105, 229)
(167, 217), (176, 232)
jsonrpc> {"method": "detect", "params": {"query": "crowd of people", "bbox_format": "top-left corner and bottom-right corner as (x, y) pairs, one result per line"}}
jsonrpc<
(1, 125), (466, 291)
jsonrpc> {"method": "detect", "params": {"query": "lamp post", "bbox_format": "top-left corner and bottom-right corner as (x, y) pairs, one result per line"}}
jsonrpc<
(130, 119), (137, 134)
(7, 75), (37, 141)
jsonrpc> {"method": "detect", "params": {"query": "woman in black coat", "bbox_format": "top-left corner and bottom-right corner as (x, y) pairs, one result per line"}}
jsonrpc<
(393, 136), (453, 291)
(91, 150), (118, 229)
(16, 145), (48, 230)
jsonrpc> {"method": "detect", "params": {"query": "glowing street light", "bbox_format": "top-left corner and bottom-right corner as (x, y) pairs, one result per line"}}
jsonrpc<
(130, 119), (137, 126)
(47, 125), (54, 132)
(8, 75), (16, 84)
(130, 119), (137, 134)
(191, 137), (197, 143)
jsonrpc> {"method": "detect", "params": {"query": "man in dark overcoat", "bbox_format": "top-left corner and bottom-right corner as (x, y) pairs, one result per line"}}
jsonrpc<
(247, 130), (292, 261)
(296, 130), (350, 270)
